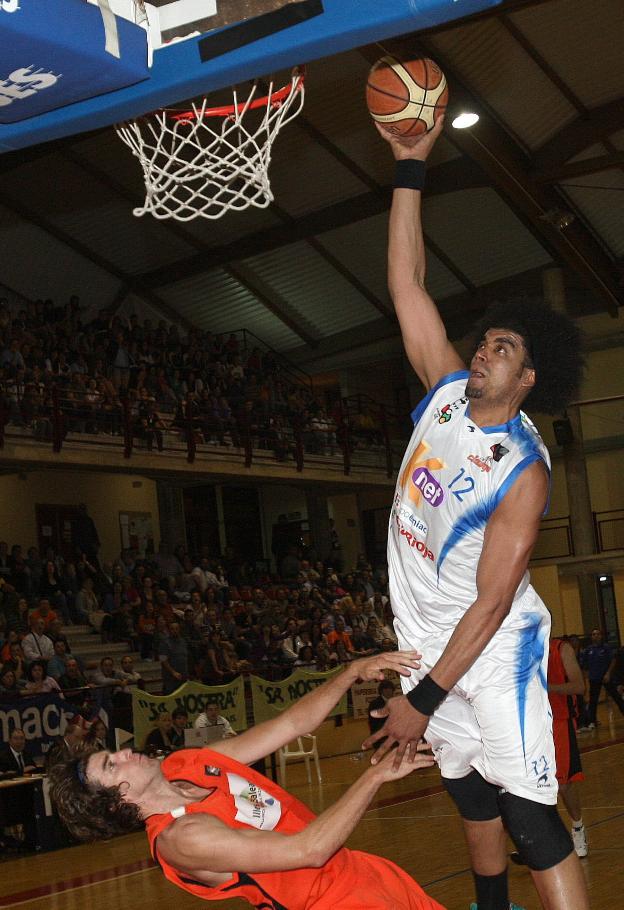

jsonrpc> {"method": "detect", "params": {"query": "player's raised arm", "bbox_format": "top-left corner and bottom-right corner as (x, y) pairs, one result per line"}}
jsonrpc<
(212, 650), (422, 767)
(381, 118), (464, 390)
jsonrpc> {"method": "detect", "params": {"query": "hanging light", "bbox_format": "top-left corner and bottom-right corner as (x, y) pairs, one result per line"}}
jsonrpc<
(452, 112), (479, 129)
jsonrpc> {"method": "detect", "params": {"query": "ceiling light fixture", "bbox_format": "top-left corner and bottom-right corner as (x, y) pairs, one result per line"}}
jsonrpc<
(452, 112), (479, 129)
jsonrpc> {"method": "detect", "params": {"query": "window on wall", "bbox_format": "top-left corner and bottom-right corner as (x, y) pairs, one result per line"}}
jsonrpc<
(598, 575), (621, 645)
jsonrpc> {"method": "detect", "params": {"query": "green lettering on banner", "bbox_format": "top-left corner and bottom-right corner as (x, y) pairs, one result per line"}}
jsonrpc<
(250, 668), (347, 724)
(132, 678), (246, 750)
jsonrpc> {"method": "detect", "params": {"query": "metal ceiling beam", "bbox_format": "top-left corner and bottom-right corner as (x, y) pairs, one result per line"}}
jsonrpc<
(137, 156), (485, 291)
(290, 112), (476, 303)
(534, 152), (624, 184)
(225, 262), (321, 347)
(532, 98), (624, 172)
(383, 37), (622, 316)
(0, 191), (193, 329)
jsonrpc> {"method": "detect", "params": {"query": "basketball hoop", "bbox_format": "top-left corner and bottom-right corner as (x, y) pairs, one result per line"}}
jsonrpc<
(116, 68), (305, 221)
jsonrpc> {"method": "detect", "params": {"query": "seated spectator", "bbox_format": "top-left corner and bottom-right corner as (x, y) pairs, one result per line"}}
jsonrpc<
(144, 711), (175, 756)
(137, 602), (157, 660)
(194, 702), (236, 738)
(293, 644), (316, 669)
(326, 617), (355, 658)
(47, 639), (69, 680)
(29, 597), (58, 633)
(58, 658), (89, 692)
(90, 656), (129, 716)
(119, 655), (143, 688)
(0, 668), (21, 701)
(22, 659), (63, 697)
(0, 629), (20, 663)
(22, 617), (55, 663)
(2, 642), (26, 684)
(79, 577), (113, 642)
(169, 707), (188, 750)
(159, 621), (190, 694)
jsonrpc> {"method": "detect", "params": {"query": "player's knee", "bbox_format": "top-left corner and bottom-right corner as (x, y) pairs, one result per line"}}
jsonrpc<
(498, 791), (573, 871)
(442, 771), (501, 821)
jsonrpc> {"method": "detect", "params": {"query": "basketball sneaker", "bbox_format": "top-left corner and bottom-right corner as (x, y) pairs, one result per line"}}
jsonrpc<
(572, 823), (588, 857)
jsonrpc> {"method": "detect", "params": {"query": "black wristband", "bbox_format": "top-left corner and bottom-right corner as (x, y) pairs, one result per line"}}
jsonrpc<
(406, 674), (448, 716)
(394, 158), (426, 191)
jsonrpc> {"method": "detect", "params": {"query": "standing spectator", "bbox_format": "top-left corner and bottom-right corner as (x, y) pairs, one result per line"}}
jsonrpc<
(39, 562), (71, 625)
(159, 622), (190, 694)
(72, 504), (100, 564)
(580, 628), (624, 728)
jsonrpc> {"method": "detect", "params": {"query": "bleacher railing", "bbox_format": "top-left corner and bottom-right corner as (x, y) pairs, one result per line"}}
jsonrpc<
(0, 381), (406, 478)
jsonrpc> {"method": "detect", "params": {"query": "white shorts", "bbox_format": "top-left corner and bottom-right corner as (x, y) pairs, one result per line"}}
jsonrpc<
(396, 594), (557, 805)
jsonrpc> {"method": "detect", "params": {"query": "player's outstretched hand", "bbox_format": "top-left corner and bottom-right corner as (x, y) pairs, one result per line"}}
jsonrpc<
(372, 741), (435, 783)
(351, 650), (422, 683)
(361, 694), (430, 770)
(375, 114), (444, 161)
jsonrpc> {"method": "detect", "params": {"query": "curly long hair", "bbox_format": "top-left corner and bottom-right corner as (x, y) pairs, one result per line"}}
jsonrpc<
(47, 749), (143, 842)
(473, 298), (585, 414)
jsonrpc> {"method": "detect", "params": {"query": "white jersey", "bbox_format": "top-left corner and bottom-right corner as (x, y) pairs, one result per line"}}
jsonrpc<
(388, 370), (550, 640)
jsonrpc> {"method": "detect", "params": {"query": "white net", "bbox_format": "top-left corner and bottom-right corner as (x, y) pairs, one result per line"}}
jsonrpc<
(116, 70), (305, 221)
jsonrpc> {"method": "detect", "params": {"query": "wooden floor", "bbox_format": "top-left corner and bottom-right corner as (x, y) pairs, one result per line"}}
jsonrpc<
(2, 706), (623, 910)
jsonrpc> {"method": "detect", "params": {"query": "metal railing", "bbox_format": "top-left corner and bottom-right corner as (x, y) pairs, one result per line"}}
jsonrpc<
(0, 382), (402, 478)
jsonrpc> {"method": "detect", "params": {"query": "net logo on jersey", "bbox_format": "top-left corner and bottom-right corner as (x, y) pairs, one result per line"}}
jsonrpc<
(0, 1), (20, 12)
(399, 440), (445, 507)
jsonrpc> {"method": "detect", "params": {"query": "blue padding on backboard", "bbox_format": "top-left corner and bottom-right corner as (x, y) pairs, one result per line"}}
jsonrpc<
(0, 0), (148, 124)
(0, 0), (501, 150)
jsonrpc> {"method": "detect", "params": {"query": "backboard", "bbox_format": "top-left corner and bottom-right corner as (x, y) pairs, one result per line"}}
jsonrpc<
(0, 0), (503, 152)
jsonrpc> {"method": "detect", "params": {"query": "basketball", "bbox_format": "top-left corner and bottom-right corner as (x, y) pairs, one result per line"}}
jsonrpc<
(366, 55), (448, 137)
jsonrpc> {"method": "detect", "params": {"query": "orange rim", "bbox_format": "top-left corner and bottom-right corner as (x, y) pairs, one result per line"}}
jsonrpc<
(167, 68), (305, 123)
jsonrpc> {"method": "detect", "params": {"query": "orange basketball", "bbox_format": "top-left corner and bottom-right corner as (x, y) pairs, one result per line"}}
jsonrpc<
(366, 55), (448, 137)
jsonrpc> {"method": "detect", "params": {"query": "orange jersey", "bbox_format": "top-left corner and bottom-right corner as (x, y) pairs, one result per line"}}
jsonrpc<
(145, 748), (445, 910)
(548, 638), (572, 720)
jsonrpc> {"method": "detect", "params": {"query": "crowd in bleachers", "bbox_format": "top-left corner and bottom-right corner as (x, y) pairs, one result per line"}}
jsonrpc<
(0, 527), (397, 714)
(0, 295), (387, 458)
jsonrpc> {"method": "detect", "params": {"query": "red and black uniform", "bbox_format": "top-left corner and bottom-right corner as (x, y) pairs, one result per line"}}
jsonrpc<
(548, 639), (584, 785)
(145, 748), (445, 910)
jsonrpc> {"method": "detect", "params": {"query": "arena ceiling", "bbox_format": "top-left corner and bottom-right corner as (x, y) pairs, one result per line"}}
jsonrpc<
(0, 0), (622, 375)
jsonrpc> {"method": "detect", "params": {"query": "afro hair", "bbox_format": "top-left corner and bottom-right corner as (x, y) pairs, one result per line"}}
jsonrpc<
(473, 297), (585, 415)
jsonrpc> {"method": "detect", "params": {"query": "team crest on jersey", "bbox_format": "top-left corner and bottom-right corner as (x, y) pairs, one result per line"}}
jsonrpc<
(433, 396), (468, 425)
(490, 443), (509, 462)
(399, 440), (445, 507)
(204, 765), (222, 777)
